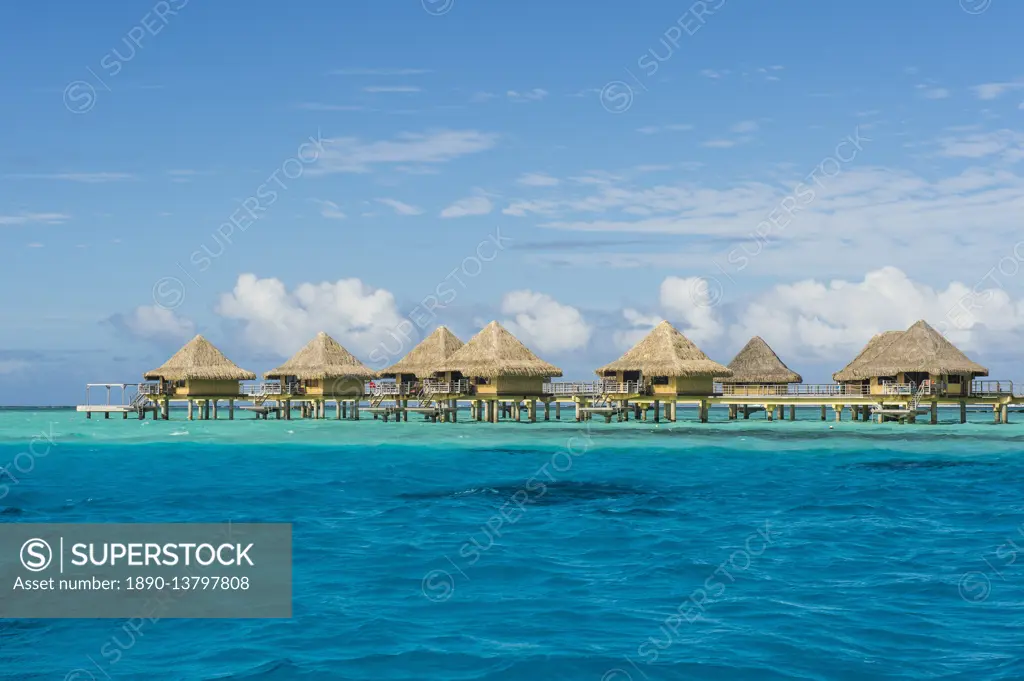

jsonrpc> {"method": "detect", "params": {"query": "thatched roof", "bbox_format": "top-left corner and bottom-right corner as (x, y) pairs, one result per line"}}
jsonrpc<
(719, 336), (802, 384)
(439, 321), (563, 378)
(264, 332), (375, 380)
(832, 330), (903, 382)
(144, 335), (256, 381)
(596, 321), (732, 378)
(833, 320), (988, 381)
(380, 326), (464, 378)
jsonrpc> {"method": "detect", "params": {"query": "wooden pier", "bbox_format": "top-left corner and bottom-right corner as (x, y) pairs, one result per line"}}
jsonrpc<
(76, 379), (1024, 425)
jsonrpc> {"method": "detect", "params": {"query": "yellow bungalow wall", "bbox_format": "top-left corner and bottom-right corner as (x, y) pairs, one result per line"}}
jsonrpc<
(473, 376), (547, 396)
(172, 379), (243, 397)
(864, 373), (970, 397)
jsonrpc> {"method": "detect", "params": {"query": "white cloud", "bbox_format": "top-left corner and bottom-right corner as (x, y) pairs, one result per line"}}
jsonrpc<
(440, 196), (493, 218)
(375, 198), (424, 215)
(506, 89), (548, 102)
(310, 129), (498, 174)
(922, 87), (950, 100)
(972, 81), (1024, 100)
(310, 199), (346, 220)
(613, 308), (663, 349)
(363, 86), (421, 93)
(500, 290), (591, 353)
(5, 172), (135, 183)
(699, 69), (729, 79)
(122, 305), (195, 342)
(727, 266), (1024, 359)
(936, 129), (1024, 162)
(517, 172), (561, 187)
(216, 274), (405, 357)
(0, 212), (69, 226)
(731, 120), (759, 133)
(659, 276), (725, 347)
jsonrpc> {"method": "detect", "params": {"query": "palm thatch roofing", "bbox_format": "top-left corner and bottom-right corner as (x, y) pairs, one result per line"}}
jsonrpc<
(596, 321), (732, 378)
(144, 335), (256, 381)
(439, 321), (563, 378)
(264, 331), (375, 380)
(380, 326), (465, 378)
(832, 320), (988, 381)
(718, 336), (802, 384)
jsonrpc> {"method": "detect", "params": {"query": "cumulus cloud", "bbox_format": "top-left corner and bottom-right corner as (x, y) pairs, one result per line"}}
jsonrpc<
(500, 290), (591, 353)
(440, 196), (493, 218)
(659, 276), (725, 347)
(119, 305), (196, 343)
(215, 274), (405, 357)
(728, 266), (1024, 359)
(613, 308), (663, 349)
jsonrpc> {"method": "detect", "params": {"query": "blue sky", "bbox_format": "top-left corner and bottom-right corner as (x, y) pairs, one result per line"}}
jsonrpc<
(2, 0), (1024, 404)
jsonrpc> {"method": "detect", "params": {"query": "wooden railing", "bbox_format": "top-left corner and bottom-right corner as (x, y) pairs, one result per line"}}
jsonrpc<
(544, 381), (646, 396)
(423, 379), (471, 395)
(366, 383), (406, 397)
(241, 381), (282, 397)
(716, 383), (871, 397)
(971, 380), (1014, 397)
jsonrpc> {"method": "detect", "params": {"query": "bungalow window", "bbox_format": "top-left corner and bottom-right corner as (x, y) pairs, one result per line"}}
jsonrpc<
(474, 377), (490, 385)
(948, 375), (962, 384)
(650, 376), (669, 385)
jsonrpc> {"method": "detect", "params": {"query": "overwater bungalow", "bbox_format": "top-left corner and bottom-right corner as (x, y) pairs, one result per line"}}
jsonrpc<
(264, 331), (374, 419)
(143, 334), (256, 419)
(379, 326), (465, 385)
(718, 336), (802, 396)
(597, 321), (732, 395)
(440, 321), (562, 422)
(833, 320), (988, 398)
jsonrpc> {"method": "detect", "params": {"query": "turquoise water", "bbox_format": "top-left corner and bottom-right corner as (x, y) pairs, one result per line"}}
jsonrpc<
(3, 407), (1024, 680)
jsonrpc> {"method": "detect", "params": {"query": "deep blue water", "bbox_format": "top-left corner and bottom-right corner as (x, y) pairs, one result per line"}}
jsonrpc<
(3, 409), (1024, 680)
